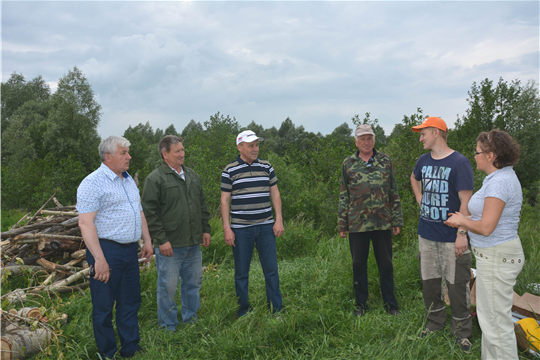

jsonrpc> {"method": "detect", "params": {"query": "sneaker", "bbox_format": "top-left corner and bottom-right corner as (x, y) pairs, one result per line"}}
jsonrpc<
(456, 338), (472, 352)
(386, 309), (400, 316)
(354, 307), (365, 317)
(419, 328), (434, 338)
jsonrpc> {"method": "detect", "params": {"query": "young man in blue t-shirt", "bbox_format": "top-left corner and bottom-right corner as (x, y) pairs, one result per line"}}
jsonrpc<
(410, 117), (474, 352)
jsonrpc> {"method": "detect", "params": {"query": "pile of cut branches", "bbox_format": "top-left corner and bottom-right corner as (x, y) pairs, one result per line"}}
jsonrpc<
(0, 191), (151, 360)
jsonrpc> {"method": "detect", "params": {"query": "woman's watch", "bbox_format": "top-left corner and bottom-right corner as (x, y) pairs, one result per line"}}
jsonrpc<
(457, 229), (467, 236)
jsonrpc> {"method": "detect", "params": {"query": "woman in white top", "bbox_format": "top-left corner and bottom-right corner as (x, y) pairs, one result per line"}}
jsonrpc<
(445, 129), (524, 360)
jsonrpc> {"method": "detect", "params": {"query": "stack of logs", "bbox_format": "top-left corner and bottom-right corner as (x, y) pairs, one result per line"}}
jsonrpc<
(0, 193), (148, 360)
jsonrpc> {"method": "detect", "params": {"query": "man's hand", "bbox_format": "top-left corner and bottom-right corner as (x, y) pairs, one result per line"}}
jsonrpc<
(392, 227), (401, 236)
(141, 241), (154, 263)
(203, 233), (211, 248)
(339, 231), (348, 239)
(224, 227), (235, 247)
(455, 234), (468, 258)
(94, 258), (111, 283)
(159, 242), (174, 257)
(273, 219), (285, 238)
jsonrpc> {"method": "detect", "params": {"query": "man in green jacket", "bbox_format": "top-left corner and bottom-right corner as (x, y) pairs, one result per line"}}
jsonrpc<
(338, 124), (404, 317)
(142, 135), (211, 331)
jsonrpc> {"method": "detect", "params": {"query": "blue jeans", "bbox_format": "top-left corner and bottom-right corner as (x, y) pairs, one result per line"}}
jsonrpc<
(232, 223), (282, 317)
(155, 245), (202, 331)
(87, 240), (142, 359)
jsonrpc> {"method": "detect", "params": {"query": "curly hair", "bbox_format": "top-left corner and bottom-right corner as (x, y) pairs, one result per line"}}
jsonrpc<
(476, 129), (521, 169)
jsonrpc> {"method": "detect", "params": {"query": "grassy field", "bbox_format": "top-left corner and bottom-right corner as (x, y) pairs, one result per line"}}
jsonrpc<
(3, 207), (539, 360)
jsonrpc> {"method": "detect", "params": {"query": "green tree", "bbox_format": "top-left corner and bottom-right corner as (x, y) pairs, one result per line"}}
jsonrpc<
(451, 78), (540, 193)
(181, 120), (203, 139)
(383, 108), (426, 235)
(1, 73), (50, 132)
(1, 68), (102, 210)
(42, 67), (101, 171)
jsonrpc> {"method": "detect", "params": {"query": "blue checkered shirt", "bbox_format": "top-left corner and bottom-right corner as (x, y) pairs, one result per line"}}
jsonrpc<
(77, 163), (142, 243)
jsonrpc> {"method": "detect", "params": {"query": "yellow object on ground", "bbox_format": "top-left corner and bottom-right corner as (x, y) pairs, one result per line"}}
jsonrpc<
(517, 317), (540, 351)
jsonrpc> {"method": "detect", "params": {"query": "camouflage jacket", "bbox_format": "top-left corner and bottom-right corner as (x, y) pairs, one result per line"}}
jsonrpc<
(338, 149), (404, 233)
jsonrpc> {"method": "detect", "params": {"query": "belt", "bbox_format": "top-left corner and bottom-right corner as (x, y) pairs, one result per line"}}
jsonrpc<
(99, 238), (136, 248)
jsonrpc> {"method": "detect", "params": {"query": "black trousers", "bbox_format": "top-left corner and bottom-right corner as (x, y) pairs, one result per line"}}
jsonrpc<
(349, 230), (398, 311)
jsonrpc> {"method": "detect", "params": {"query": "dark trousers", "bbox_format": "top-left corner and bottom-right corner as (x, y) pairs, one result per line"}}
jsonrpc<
(87, 240), (142, 359)
(349, 230), (398, 311)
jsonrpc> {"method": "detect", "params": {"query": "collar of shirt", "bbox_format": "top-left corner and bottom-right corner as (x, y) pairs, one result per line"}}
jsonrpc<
(168, 165), (185, 180)
(99, 163), (130, 181)
(236, 155), (260, 165)
(354, 148), (378, 165)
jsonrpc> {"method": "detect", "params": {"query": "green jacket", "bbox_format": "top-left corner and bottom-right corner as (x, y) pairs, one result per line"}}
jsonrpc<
(142, 163), (211, 247)
(338, 149), (404, 233)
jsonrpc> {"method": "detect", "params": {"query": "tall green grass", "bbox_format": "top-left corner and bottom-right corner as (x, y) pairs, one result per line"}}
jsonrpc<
(3, 209), (538, 359)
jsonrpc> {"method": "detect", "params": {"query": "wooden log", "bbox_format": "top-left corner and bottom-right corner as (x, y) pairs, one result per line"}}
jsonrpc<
(25, 189), (59, 226)
(70, 249), (86, 259)
(42, 282), (89, 295)
(14, 233), (82, 242)
(7, 246), (31, 266)
(0, 328), (52, 360)
(9, 213), (31, 231)
(65, 258), (84, 267)
(17, 255), (41, 266)
(17, 308), (42, 320)
(40, 210), (78, 217)
(35, 259), (78, 273)
(41, 216), (79, 235)
(0, 266), (43, 278)
(52, 197), (63, 207)
(60, 227), (81, 236)
(11, 239), (39, 245)
(4, 290), (26, 305)
(47, 268), (90, 289)
(37, 238), (82, 253)
(2, 226), (43, 239)
(1, 217), (71, 239)
(41, 272), (56, 287)
(43, 205), (76, 212)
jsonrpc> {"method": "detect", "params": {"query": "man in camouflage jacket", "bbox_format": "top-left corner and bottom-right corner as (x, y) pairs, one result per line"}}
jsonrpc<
(338, 124), (404, 316)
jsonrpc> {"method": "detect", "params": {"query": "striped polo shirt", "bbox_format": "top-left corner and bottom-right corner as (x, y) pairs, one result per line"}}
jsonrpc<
(221, 156), (278, 228)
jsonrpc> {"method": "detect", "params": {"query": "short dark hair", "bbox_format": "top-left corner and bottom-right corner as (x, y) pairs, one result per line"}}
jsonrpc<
(158, 135), (183, 159)
(477, 130), (521, 169)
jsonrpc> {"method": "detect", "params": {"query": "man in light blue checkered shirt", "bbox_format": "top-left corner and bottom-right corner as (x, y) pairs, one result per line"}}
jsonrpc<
(77, 136), (153, 359)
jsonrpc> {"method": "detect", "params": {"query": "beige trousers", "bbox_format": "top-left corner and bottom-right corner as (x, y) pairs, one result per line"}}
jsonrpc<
(473, 236), (524, 360)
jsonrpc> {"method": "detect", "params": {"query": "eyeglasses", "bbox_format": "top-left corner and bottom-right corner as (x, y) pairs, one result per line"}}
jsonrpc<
(474, 150), (484, 156)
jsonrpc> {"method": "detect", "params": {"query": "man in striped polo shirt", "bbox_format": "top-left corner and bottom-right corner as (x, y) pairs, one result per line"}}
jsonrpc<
(220, 130), (284, 317)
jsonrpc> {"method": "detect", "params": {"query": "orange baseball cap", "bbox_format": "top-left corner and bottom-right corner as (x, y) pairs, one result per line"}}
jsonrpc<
(411, 117), (448, 133)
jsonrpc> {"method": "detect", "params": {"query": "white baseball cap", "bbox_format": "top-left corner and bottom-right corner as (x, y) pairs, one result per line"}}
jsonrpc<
(236, 130), (264, 145)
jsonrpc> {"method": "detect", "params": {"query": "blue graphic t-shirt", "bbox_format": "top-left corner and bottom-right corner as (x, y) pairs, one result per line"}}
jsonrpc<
(413, 151), (473, 243)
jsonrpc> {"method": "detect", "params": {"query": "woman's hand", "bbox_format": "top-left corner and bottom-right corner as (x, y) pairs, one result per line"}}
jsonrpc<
(445, 212), (465, 228)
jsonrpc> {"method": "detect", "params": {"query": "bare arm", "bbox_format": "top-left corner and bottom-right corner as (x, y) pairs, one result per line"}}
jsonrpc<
(454, 190), (473, 257)
(270, 185), (285, 237)
(79, 211), (110, 283)
(140, 211), (154, 263)
(410, 172), (422, 206)
(220, 191), (235, 246)
(445, 197), (505, 236)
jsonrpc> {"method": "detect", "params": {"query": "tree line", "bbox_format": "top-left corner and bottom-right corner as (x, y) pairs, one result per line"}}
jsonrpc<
(2, 68), (539, 236)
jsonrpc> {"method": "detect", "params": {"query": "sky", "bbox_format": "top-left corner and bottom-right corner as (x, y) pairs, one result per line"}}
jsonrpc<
(2, 1), (539, 138)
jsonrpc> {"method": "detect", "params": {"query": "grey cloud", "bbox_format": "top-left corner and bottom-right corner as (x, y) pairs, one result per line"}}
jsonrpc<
(2, 1), (538, 138)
